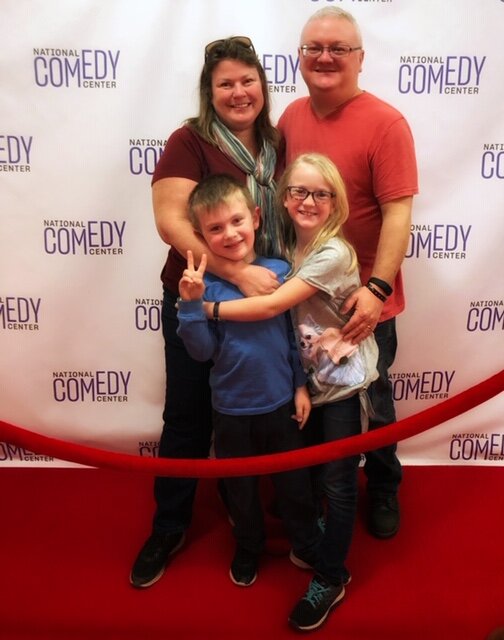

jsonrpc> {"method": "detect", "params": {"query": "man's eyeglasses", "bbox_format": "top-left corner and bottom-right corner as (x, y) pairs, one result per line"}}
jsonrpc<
(300, 44), (362, 59)
(205, 36), (255, 61)
(286, 186), (335, 204)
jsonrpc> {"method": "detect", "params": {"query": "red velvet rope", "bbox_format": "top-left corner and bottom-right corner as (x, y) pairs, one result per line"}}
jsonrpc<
(1, 370), (502, 477)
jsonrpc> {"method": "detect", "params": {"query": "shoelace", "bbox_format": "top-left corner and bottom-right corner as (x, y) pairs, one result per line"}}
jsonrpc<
(304, 579), (332, 607)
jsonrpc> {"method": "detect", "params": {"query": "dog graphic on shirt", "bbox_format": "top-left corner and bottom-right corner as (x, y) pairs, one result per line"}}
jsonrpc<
(297, 314), (365, 387)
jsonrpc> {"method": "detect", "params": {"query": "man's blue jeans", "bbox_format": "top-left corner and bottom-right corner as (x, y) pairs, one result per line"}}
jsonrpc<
(364, 317), (403, 496)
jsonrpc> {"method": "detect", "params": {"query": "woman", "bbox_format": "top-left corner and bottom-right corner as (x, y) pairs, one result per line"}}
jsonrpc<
(130, 36), (283, 589)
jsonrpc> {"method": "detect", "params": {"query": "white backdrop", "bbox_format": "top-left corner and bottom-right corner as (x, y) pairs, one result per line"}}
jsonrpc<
(1, 0), (503, 468)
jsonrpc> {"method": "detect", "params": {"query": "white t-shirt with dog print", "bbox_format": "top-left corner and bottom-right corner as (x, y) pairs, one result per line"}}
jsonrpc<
(289, 238), (379, 416)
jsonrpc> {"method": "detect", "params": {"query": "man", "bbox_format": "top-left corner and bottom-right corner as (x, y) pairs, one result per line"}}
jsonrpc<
(278, 7), (418, 542)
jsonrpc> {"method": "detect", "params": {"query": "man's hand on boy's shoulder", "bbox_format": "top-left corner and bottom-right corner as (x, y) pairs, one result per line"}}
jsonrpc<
(232, 262), (280, 297)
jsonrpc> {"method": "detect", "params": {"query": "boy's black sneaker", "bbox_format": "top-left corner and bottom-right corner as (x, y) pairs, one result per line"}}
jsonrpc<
(129, 531), (185, 588)
(229, 547), (259, 586)
(288, 574), (345, 631)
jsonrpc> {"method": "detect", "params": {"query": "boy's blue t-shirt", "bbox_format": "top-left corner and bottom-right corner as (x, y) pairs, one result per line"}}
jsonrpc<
(177, 256), (306, 416)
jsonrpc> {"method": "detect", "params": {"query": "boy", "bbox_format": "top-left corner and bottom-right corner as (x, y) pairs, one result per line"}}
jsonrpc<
(176, 174), (321, 587)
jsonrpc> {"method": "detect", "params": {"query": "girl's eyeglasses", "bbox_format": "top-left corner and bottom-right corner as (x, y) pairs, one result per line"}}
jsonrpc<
(286, 186), (335, 204)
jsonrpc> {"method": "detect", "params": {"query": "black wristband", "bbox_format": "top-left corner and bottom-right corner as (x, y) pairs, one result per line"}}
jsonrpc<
(213, 301), (220, 321)
(366, 282), (387, 303)
(368, 277), (393, 297)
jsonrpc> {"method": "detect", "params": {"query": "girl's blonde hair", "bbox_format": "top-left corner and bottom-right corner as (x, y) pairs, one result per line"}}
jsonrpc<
(277, 153), (358, 272)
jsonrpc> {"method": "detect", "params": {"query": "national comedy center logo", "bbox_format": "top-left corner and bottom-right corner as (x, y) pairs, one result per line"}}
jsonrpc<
(406, 224), (472, 261)
(0, 135), (33, 173)
(260, 51), (301, 96)
(129, 138), (166, 176)
(134, 298), (162, 332)
(52, 370), (131, 403)
(398, 54), (486, 95)
(0, 443), (54, 464)
(449, 432), (504, 462)
(390, 369), (456, 402)
(0, 296), (41, 331)
(466, 299), (503, 333)
(481, 142), (504, 179)
(43, 219), (126, 255)
(33, 47), (120, 88)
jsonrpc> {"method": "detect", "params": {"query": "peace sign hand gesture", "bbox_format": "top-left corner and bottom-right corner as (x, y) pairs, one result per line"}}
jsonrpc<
(179, 250), (208, 301)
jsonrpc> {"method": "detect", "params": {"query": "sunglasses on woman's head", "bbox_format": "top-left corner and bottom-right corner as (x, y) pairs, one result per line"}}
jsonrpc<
(204, 36), (255, 61)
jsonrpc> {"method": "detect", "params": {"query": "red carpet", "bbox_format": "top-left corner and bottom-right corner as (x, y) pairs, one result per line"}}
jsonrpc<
(0, 466), (502, 639)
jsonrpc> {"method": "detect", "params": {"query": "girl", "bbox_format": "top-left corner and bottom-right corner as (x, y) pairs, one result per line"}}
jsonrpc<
(186, 153), (379, 630)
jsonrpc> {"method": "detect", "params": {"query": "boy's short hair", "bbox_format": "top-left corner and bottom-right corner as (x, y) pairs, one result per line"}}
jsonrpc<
(188, 174), (255, 230)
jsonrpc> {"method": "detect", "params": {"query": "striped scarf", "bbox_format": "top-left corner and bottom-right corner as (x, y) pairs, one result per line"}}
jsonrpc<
(212, 118), (285, 258)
